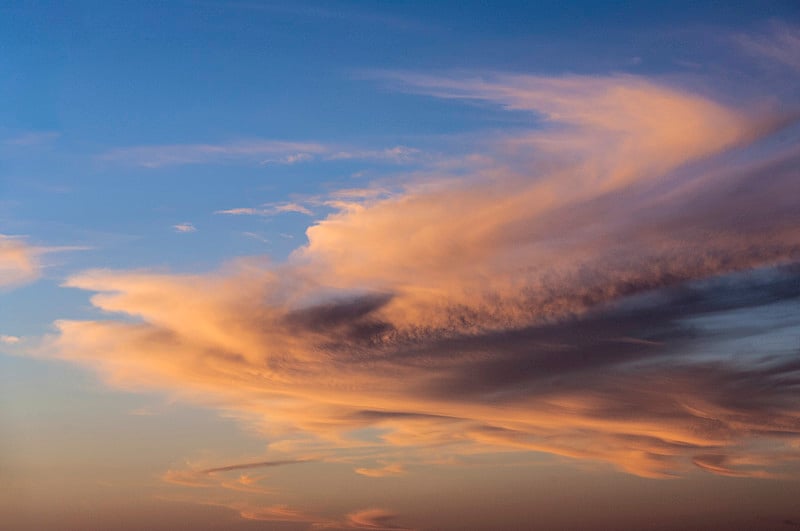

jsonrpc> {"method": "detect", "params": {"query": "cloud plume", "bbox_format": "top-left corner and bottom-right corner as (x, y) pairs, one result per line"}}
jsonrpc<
(39, 73), (800, 479)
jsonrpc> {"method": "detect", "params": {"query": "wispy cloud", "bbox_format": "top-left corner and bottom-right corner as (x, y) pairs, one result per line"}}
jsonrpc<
(173, 222), (197, 233)
(199, 457), (314, 474)
(355, 463), (405, 478)
(327, 508), (414, 530)
(40, 73), (800, 480)
(327, 146), (420, 163)
(100, 139), (329, 168)
(737, 22), (800, 71)
(3, 131), (60, 147)
(0, 335), (21, 344)
(162, 457), (313, 493)
(216, 201), (314, 217)
(100, 139), (421, 168)
(242, 232), (270, 244)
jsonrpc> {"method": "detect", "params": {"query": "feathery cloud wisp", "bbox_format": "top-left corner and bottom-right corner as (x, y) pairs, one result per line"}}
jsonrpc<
(100, 139), (421, 168)
(215, 201), (314, 217)
(99, 140), (329, 168)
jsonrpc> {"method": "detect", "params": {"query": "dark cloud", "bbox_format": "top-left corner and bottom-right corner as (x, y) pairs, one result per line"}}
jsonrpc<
(200, 458), (315, 474)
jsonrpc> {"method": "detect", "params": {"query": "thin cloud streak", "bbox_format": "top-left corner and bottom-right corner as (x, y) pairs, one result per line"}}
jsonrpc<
(354, 463), (405, 478)
(216, 201), (314, 217)
(99, 140), (329, 168)
(100, 139), (421, 168)
(200, 458), (315, 474)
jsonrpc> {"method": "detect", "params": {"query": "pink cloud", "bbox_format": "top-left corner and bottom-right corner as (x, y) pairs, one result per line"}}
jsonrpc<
(36, 74), (800, 480)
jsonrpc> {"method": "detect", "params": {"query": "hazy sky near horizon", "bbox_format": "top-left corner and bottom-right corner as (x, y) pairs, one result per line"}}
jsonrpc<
(3, 2), (800, 530)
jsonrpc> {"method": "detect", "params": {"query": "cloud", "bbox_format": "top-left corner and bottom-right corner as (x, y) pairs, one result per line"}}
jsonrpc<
(38, 74), (800, 479)
(188, 499), (324, 524)
(354, 463), (405, 478)
(737, 22), (800, 71)
(242, 232), (270, 244)
(215, 208), (259, 216)
(327, 146), (420, 163)
(216, 201), (315, 218)
(170, 496), (412, 530)
(173, 222), (197, 233)
(1, 235), (90, 290)
(0, 235), (41, 289)
(99, 139), (329, 168)
(3, 131), (60, 147)
(199, 458), (314, 474)
(310, 508), (413, 530)
(162, 458), (313, 494)
(99, 139), (420, 168)
(237, 503), (320, 523)
(274, 202), (314, 216)
(339, 508), (413, 530)
(1, 335), (21, 344)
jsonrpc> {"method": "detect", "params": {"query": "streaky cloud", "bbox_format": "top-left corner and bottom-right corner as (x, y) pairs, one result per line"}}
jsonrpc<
(200, 457), (315, 474)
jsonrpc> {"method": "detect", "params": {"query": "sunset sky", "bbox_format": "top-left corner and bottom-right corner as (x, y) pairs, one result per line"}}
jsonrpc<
(2, 2), (800, 530)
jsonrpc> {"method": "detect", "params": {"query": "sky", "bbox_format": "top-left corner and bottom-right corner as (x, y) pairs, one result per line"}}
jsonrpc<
(2, 1), (800, 530)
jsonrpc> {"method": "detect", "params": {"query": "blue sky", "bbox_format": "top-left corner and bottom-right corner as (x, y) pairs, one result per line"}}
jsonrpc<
(3, 2), (800, 530)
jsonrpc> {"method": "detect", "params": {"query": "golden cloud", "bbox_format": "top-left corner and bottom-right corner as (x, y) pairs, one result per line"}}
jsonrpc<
(39, 74), (800, 480)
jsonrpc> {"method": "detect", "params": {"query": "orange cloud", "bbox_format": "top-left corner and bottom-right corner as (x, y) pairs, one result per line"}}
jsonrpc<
(161, 458), (315, 495)
(37, 74), (800, 481)
(0, 235), (40, 289)
(339, 508), (413, 530)
(354, 463), (405, 478)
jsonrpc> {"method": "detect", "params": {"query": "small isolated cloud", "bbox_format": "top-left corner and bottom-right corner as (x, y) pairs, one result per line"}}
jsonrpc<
(173, 222), (197, 233)
(243, 232), (270, 244)
(0, 335), (21, 344)
(216, 201), (314, 217)
(327, 146), (420, 163)
(162, 469), (219, 488)
(1, 235), (89, 290)
(355, 463), (405, 478)
(3, 131), (60, 147)
(274, 202), (314, 215)
(312, 508), (413, 530)
(262, 152), (315, 165)
(199, 457), (314, 474)
(216, 208), (259, 216)
(341, 508), (413, 530)
(237, 503), (319, 523)
(0, 235), (40, 289)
